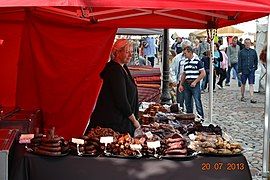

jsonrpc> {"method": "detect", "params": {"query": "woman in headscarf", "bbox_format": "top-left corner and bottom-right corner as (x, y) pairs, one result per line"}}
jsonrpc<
(85, 39), (140, 136)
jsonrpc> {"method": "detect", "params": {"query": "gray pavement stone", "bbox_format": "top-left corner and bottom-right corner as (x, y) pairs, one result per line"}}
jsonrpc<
(200, 79), (265, 180)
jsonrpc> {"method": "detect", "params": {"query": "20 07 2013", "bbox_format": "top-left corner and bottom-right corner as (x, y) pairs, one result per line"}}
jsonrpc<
(201, 162), (245, 171)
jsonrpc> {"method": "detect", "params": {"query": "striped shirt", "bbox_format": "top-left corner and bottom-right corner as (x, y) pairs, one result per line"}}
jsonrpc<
(183, 56), (204, 80)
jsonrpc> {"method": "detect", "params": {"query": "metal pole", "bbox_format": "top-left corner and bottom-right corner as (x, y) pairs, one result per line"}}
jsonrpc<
(262, 14), (270, 180)
(160, 29), (171, 104)
(209, 35), (214, 123)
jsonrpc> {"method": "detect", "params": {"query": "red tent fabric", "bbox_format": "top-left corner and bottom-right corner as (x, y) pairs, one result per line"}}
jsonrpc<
(0, 0), (270, 12)
(0, 1), (269, 138)
(1, 10), (116, 138)
(25, 6), (268, 29)
(0, 9), (24, 106)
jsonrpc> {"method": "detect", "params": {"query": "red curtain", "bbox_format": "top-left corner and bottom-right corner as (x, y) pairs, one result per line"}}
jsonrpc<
(0, 11), (24, 106)
(16, 10), (117, 139)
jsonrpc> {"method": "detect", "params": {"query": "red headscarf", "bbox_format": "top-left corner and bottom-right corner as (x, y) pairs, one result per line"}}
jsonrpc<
(111, 39), (130, 58)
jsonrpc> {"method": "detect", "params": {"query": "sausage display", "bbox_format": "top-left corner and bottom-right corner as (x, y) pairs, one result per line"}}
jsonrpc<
(30, 127), (69, 156)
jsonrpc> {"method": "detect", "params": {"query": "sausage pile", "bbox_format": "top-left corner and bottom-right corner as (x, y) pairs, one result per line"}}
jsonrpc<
(31, 127), (69, 156)
(70, 126), (120, 155)
(69, 135), (102, 155)
(107, 133), (141, 157)
(87, 126), (119, 141)
(189, 132), (243, 155)
(163, 133), (188, 156)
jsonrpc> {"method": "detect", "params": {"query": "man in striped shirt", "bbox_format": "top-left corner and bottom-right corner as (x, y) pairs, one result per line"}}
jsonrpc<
(179, 46), (206, 118)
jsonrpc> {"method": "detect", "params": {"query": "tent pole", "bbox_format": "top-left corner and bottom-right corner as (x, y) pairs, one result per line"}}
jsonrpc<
(262, 14), (270, 180)
(160, 29), (171, 104)
(209, 31), (214, 123)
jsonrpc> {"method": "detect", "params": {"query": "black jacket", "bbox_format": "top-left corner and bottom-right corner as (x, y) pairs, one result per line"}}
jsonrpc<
(86, 60), (139, 136)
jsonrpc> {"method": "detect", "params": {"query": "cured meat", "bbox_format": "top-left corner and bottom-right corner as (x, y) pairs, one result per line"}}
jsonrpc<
(165, 148), (187, 155)
(35, 148), (62, 156)
(38, 145), (62, 152)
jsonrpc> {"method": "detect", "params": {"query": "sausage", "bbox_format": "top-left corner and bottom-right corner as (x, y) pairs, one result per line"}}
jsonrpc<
(31, 138), (42, 144)
(34, 134), (43, 138)
(35, 148), (62, 156)
(61, 145), (69, 152)
(41, 142), (61, 147)
(85, 149), (97, 154)
(38, 145), (62, 152)
(41, 137), (62, 143)
(166, 138), (184, 143)
(165, 148), (187, 155)
(70, 144), (84, 151)
(87, 141), (99, 147)
(85, 145), (96, 151)
(88, 137), (100, 143)
(168, 141), (185, 147)
(171, 134), (183, 139)
(167, 144), (184, 150)
(81, 135), (90, 140)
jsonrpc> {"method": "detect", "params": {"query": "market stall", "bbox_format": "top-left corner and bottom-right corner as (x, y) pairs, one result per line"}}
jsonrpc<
(0, 0), (270, 179)
(8, 102), (250, 180)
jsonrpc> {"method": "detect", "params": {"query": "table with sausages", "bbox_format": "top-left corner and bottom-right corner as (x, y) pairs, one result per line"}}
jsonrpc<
(10, 144), (252, 180)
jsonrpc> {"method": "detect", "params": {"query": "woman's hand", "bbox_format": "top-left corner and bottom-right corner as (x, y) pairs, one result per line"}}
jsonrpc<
(128, 114), (141, 129)
(133, 119), (141, 129)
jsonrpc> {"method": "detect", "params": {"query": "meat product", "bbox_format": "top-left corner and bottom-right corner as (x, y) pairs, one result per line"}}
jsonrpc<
(38, 145), (62, 152)
(165, 148), (187, 155)
(31, 138), (42, 144)
(167, 145), (184, 151)
(81, 135), (90, 140)
(34, 134), (43, 138)
(88, 137), (100, 143)
(35, 148), (62, 156)
(41, 136), (62, 143)
(171, 133), (183, 139)
(166, 138), (184, 143)
(168, 141), (185, 147)
(85, 149), (97, 154)
(85, 145), (96, 151)
(41, 142), (61, 147)
(61, 145), (69, 152)
(87, 141), (99, 147)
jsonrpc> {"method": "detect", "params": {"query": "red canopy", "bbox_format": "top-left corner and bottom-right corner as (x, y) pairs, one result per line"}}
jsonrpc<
(0, 1), (269, 138)
(0, 0), (270, 12)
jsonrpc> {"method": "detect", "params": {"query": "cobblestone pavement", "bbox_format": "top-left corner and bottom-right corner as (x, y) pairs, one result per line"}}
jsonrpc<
(201, 79), (265, 180)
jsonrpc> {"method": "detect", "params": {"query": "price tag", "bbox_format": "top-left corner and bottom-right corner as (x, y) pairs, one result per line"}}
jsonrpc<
(147, 141), (161, 149)
(19, 134), (34, 144)
(100, 136), (113, 144)
(71, 138), (85, 145)
(130, 144), (142, 151)
(145, 131), (153, 139)
(188, 134), (196, 141)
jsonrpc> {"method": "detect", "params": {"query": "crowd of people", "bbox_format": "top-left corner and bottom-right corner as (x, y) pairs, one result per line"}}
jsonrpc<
(170, 35), (259, 118)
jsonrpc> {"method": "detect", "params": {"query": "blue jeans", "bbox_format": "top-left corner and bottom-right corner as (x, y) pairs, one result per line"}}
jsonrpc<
(226, 63), (241, 86)
(232, 68), (237, 79)
(183, 82), (204, 118)
(177, 83), (193, 111)
(201, 70), (209, 90)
